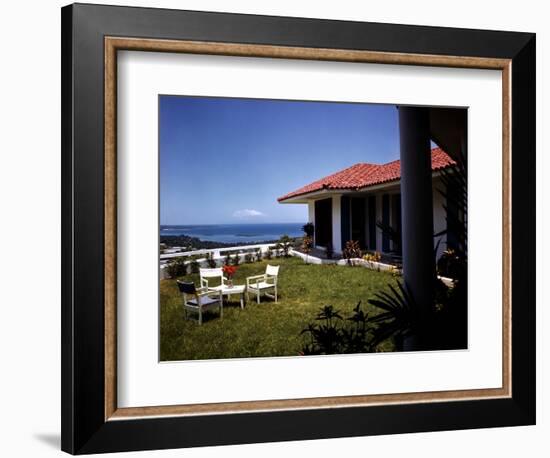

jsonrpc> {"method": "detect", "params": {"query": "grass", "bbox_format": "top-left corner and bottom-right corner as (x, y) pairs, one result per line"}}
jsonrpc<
(160, 256), (396, 361)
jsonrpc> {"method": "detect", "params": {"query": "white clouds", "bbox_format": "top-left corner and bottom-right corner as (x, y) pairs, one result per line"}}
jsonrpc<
(232, 209), (265, 218)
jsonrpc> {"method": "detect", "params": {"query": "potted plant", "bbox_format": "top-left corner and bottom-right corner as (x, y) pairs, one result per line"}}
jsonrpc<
(302, 222), (314, 238)
(301, 235), (313, 264)
(222, 265), (238, 288)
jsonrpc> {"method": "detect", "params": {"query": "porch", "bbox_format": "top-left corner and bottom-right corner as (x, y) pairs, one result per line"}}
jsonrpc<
(285, 181), (448, 262)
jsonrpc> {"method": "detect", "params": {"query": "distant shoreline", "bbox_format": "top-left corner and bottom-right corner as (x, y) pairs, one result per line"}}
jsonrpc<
(161, 222), (305, 227)
(160, 222), (305, 248)
(160, 233), (302, 250)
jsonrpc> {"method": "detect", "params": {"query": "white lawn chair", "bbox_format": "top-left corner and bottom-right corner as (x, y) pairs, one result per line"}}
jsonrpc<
(176, 281), (223, 325)
(199, 267), (227, 292)
(246, 264), (280, 304)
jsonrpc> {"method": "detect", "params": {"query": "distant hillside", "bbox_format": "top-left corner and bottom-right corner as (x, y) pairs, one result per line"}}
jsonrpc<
(160, 234), (297, 250)
(160, 235), (234, 250)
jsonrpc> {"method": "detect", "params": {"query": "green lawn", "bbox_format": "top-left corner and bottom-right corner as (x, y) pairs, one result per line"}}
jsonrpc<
(160, 256), (395, 361)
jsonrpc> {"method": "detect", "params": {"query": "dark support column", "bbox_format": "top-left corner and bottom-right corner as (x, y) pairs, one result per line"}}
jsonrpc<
(398, 107), (434, 320)
(368, 196), (376, 250)
(341, 196), (350, 249)
(382, 194), (390, 252)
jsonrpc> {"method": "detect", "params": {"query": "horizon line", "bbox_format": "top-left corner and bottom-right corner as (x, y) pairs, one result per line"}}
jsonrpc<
(160, 221), (307, 226)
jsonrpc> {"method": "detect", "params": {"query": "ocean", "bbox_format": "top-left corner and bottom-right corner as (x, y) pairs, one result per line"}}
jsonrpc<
(160, 223), (305, 244)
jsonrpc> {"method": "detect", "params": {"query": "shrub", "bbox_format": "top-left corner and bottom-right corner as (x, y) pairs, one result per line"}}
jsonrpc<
(278, 234), (293, 257)
(368, 276), (465, 351)
(302, 222), (315, 238)
(165, 257), (187, 279)
(363, 251), (382, 270)
(343, 240), (362, 265)
(244, 253), (253, 263)
(264, 248), (273, 260)
(300, 302), (374, 355)
(437, 249), (462, 279)
(189, 259), (200, 274)
(205, 252), (217, 268)
(256, 248), (262, 261)
(301, 235), (313, 264)
(232, 253), (240, 266)
(363, 251), (381, 263)
(223, 253), (232, 265)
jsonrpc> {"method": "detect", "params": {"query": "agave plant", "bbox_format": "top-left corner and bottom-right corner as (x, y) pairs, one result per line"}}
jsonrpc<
(367, 281), (423, 350)
(300, 303), (375, 355)
(300, 305), (343, 354)
(342, 302), (373, 353)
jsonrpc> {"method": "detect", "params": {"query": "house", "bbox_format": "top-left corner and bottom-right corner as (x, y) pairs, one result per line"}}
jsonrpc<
(278, 147), (460, 260)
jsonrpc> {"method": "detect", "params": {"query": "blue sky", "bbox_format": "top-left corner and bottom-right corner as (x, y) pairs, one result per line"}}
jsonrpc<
(160, 96), (400, 225)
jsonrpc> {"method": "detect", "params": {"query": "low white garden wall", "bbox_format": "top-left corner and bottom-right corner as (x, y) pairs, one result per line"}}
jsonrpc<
(289, 250), (397, 272)
(160, 247), (456, 286)
(160, 243), (276, 279)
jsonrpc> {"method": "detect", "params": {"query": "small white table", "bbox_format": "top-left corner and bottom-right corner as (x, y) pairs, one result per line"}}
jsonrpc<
(220, 284), (246, 309)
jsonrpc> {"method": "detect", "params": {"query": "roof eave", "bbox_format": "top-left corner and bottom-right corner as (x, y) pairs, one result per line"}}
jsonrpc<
(278, 167), (454, 203)
(278, 188), (354, 203)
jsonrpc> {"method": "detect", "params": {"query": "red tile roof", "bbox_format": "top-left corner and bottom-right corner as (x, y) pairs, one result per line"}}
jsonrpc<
(278, 147), (455, 202)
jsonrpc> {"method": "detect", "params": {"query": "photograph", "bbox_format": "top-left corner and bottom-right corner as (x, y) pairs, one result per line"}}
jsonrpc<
(55, 2), (537, 454)
(159, 95), (468, 361)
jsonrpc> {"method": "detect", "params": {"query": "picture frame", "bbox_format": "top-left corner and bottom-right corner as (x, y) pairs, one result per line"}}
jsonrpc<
(61, 3), (535, 454)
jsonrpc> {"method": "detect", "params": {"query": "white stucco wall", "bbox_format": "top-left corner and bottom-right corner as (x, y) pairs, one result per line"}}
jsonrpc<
(307, 201), (315, 245)
(432, 179), (448, 260)
(307, 201), (315, 225)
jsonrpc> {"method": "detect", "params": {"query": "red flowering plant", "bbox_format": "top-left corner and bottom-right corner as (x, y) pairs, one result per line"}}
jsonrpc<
(222, 265), (238, 287)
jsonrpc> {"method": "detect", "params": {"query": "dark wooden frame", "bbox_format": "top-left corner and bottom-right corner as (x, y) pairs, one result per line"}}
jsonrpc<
(62, 3), (535, 454)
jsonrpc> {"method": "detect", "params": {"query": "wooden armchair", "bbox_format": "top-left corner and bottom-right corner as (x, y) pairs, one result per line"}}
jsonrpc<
(176, 280), (223, 325)
(199, 267), (227, 292)
(246, 264), (280, 304)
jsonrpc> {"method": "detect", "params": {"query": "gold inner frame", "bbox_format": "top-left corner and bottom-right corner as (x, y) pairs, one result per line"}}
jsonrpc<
(104, 37), (512, 421)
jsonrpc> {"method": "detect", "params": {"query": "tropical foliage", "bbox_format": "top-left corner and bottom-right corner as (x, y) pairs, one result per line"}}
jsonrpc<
(301, 235), (313, 263)
(277, 234), (293, 257)
(343, 240), (362, 265)
(300, 302), (375, 355)
(367, 148), (468, 351)
(165, 257), (187, 279)
(189, 259), (200, 274)
(205, 252), (217, 268)
(302, 222), (315, 238)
